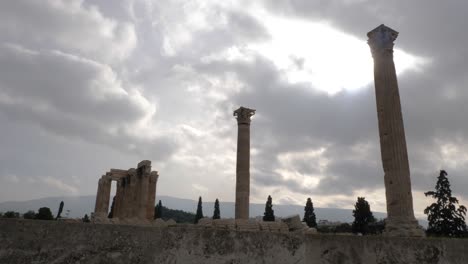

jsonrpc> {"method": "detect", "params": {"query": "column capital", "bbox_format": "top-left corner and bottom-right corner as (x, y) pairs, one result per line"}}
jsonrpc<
(367, 24), (398, 57)
(234, 106), (255, 125)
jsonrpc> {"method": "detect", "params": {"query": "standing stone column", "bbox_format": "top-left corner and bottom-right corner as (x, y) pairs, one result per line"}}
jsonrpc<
(125, 169), (137, 218)
(147, 171), (159, 220)
(233, 106), (255, 219)
(136, 160), (151, 220)
(113, 180), (124, 218)
(94, 175), (112, 218)
(94, 177), (104, 216)
(367, 24), (424, 236)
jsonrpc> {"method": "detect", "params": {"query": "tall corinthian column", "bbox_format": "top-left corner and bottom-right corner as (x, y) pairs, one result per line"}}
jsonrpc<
(233, 106), (255, 219)
(367, 24), (424, 237)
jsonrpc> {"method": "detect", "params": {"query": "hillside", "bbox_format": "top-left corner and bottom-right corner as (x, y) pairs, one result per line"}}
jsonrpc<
(0, 195), (389, 223)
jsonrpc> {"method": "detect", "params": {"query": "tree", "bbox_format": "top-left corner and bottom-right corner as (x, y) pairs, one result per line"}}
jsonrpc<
(213, 198), (220, 219)
(352, 197), (375, 234)
(82, 214), (90, 223)
(263, 195), (275, 221)
(108, 196), (116, 218)
(194, 196), (204, 223)
(335, 223), (352, 233)
(424, 170), (467, 237)
(160, 206), (195, 223)
(36, 207), (54, 220)
(154, 200), (163, 219)
(368, 218), (386, 234)
(23, 210), (36, 219)
(3, 211), (20, 218)
(56, 201), (64, 220)
(303, 198), (317, 228)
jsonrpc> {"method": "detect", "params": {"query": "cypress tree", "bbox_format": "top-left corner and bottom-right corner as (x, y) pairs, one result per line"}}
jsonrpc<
(194, 196), (204, 223)
(213, 198), (220, 219)
(303, 198), (317, 228)
(352, 197), (375, 235)
(424, 170), (467, 237)
(82, 214), (90, 223)
(154, 200), (163, 219)
(56, 201), (64, 219)
(263, 195), (275, 221)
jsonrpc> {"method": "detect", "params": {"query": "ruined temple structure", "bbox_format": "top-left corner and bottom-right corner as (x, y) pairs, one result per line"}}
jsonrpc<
(94, 160), (159, 222)
(233, 106), (255, 219)
(367, 25), (424, 236)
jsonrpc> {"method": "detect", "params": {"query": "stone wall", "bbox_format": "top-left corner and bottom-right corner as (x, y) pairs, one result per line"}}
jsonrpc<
(0, 219), (304, 264)
(1, 219), (467, 264)
(306, 234), (468, 264)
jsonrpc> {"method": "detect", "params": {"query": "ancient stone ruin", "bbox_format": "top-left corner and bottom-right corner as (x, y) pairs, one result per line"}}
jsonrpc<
(5, 24), (468, 264)
(367, 24), (425, 236)
(233, 106), (256, 219)
(93, 160), (159, 222)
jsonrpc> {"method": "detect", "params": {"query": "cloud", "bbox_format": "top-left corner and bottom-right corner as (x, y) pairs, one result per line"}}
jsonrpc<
(1, 0), (468, 220)
(44, 177), (79, 195)
(0, 0), (136, 63)
(2, 174), (19, 183)
(0, 43), (175, 158)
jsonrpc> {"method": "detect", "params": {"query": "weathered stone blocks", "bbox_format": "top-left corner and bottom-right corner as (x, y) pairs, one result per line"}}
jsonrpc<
(93, 160), (159, 223)
(282, 215), (306, 232)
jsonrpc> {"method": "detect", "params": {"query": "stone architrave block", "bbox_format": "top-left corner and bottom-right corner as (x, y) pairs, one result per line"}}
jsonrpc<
(268, 222), (279, 232)
(109, 218), (121, 225)
(92, 214), (111, 224)
(258, 221), (270, 232)
(282, 215), (305, 231)
(152, 218), (168, 227)
(235, 219), (260, 232)
(197, 218), (213, 228)
(279, 222), (289, 233)
(304, 227), (318, 234)
(165, 219), (177, 227)
(213, 219), (236, 230)
(120, 217), (151, 226)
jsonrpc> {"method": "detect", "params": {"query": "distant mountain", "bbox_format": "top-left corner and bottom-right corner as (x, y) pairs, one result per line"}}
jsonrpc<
(0, 195), (387, 223)
(2, 195), (428, 227)
(158, 196), (388, 223)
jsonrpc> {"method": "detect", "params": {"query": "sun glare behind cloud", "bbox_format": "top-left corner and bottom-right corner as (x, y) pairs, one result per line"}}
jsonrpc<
(248, 13), (427, 95)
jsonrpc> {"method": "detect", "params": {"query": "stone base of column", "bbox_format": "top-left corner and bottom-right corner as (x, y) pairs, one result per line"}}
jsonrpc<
(383, 217), (425, 237)
(91, 212), (111, 224)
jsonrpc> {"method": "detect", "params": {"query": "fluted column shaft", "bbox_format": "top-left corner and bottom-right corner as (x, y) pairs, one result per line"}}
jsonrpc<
(94, 177), (103, 214)
(234, 106), (255, 219)
(368, 24), (423, 236)
(147, 172), (159, 220)
(373, 49), (415, 219)
(94, 175), (111, 217)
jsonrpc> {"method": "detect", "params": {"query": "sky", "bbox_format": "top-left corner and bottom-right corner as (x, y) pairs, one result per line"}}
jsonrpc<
(1, 0), (468, 219)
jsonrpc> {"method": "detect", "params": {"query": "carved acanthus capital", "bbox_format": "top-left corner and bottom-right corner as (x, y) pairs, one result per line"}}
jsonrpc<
(367, 24), (398, 57)
(234, 106), (255, 125)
